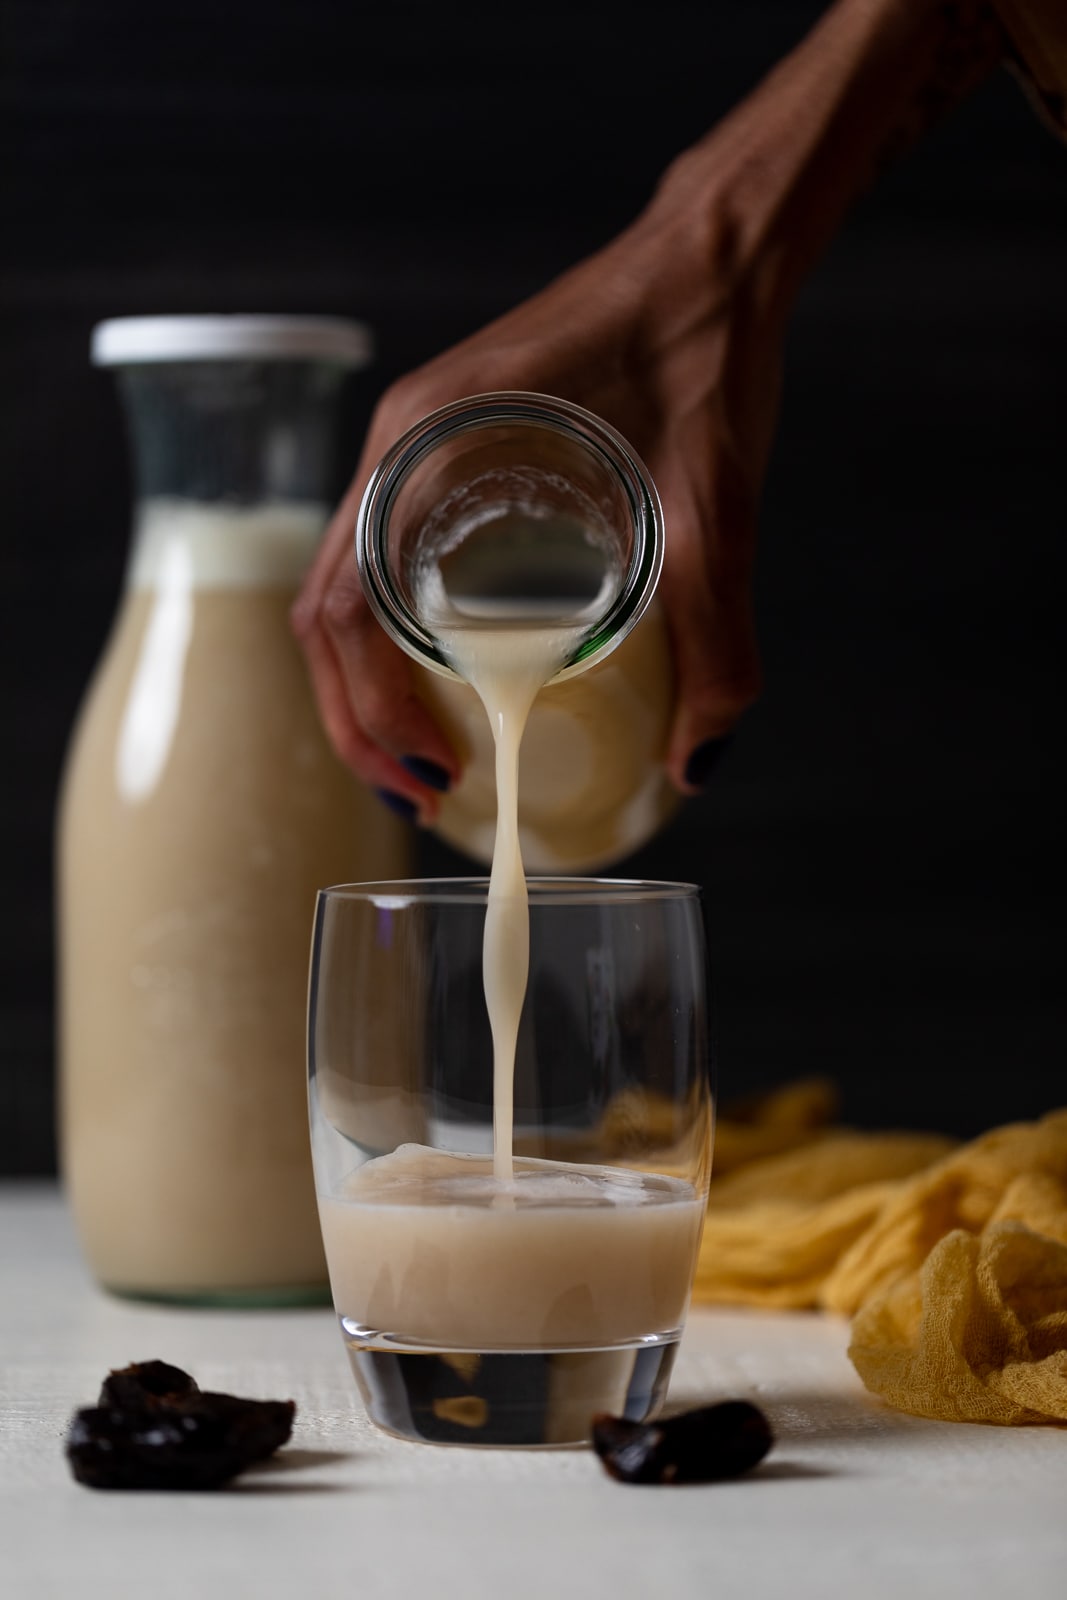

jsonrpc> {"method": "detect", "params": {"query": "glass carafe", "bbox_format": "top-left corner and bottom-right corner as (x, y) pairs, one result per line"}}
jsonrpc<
(357, 393), (679, 870)
(58, 315), (412, 1303)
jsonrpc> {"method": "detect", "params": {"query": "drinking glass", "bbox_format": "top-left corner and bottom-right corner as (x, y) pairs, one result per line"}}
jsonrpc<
(308, 878), (713, 1447)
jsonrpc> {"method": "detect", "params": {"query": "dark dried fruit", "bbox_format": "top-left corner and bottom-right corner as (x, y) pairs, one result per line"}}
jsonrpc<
(97, 1359), (198, 1410)
(65, 1360), (295, 1490)
(591, 1400), (773, 1484)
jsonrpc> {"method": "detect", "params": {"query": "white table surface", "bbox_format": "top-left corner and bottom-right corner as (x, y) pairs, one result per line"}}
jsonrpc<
(2, 1181), (1064, 1600)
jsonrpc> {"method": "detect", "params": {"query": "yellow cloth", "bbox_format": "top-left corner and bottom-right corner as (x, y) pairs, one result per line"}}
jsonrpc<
(694, 1089), (1067, 1426)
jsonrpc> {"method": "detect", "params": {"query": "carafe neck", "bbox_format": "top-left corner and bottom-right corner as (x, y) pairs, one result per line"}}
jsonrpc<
(124, 497), (331, 593)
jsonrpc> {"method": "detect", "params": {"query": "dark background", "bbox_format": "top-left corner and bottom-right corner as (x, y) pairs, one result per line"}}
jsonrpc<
(3, 1), (1064, 1173)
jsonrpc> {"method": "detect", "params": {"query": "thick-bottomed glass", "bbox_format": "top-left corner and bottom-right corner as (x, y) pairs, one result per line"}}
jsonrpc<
(309, 879), (712, 1446)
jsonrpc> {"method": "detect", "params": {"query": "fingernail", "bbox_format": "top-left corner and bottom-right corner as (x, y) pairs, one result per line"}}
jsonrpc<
(401, 756), (452, 793)
(684, 736), (733, 791)
(376, 789), (419, 821)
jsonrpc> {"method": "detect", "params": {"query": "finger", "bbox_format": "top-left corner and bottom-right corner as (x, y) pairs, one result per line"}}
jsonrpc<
(659, 456), (761, 794)
(299, 613), (446, 822)
(291, 393), (461, 809)
(292, 377), (421, 636)
(290, 377), (430, 711)
(664, 581), (760, 793)
(290, 470), (368, 643)
(319, 558), (460, 783)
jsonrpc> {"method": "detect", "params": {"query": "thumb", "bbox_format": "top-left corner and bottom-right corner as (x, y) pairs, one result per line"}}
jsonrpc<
(659, 454), (761, 794)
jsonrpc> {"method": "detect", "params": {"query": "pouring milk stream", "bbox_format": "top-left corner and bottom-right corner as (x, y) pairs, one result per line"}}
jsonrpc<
(419, 533), (612, 1180)
(355, 393), (669, 1180)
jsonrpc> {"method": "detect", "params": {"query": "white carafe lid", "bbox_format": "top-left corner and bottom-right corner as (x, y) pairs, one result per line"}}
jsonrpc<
(91, 314), (373, 367)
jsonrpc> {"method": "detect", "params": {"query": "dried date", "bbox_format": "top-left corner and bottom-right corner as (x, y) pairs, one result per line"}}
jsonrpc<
(97, 1358), (198, 1410)
(66, 1360), (295, 1490)
(591, 1400), (773, 1484)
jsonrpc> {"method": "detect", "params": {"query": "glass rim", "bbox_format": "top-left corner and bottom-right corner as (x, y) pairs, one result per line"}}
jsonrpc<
(316, 876), (700, 907)
(355, 391), (664, 684)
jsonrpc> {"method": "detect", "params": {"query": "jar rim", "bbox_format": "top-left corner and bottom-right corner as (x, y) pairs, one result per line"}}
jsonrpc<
(355, 391), (664, 684)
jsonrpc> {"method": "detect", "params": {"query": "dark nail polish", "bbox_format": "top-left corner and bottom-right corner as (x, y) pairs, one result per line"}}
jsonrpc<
(376, 788), (419, 821)
(684, 735), (733, 791)
(401, 756), (452, 793)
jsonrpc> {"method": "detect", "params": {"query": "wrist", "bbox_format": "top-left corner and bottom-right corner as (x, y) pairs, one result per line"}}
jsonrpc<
(644, 0), (1006, 321)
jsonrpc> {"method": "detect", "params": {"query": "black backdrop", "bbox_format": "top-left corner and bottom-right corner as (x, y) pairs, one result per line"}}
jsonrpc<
(3, 1), (1064, 1172)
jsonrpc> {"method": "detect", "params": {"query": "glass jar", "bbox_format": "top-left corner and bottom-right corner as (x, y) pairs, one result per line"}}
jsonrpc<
(357, 393), (679, 869)
(58, 315), (412, 1304)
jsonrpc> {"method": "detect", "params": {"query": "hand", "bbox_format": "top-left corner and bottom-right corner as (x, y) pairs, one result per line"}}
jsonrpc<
(291, 189), (776, 818)
(292, 0), (1003, 820)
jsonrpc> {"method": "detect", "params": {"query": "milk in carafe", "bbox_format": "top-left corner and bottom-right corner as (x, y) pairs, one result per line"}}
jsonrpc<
(59, 317), (411, 1302)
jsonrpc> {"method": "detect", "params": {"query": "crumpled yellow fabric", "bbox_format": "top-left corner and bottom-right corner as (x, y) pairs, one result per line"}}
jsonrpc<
(693, 1085), (1067, 1426)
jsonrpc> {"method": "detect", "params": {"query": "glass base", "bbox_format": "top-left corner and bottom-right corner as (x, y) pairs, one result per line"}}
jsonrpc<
(342, 1326), (679, 1447)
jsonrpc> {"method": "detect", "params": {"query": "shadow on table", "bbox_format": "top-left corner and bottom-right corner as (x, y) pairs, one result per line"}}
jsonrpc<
(745, 1461), (837, 1481)
(659, 1382), (937, 1469)
(234, 1446), (357, 1493)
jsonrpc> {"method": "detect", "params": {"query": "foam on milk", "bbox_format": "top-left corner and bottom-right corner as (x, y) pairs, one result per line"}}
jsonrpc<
(338, 1144), (693, 1209)
(115, 501), (331, 800)
(128, 498), (329, 590)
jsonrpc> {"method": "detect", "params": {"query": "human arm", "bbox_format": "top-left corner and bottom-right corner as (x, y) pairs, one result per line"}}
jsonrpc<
(292, 0), (1006, 819)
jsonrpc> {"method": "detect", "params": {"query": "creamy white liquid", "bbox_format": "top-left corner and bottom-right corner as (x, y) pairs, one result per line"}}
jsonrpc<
(416, 600), (678, 872)
(129, 497), (330, 589)
(433, 614), (588, 1180)
(417, 513), (614, 1178)
(321, 1146), (704, 1349)
(60, 498), (412, 1295)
